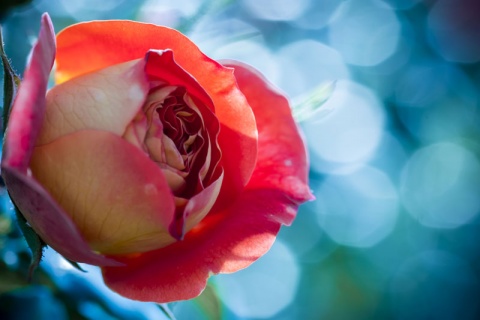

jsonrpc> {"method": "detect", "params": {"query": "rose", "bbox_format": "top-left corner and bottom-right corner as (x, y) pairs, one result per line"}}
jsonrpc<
(1, 13), (312, 302)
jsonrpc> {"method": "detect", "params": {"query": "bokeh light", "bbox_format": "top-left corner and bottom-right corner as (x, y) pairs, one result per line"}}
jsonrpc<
(328, 0), (401, 66)
(427, 0), (480, 63)
(303, 80), (384, 174)
(214, 240), (299, 318)
(241, 0), (309, 22)
(315, 165), (399, 247)
(401, 142), (480, 229)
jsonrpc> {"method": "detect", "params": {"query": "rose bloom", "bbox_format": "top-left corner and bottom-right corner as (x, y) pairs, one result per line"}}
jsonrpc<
(1, 14), (312, 302)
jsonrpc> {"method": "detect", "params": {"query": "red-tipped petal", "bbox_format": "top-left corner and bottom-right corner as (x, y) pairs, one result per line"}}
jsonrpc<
(224, 60), (313, 208)
(102, 189), (295, 302)
(144, 49), (214, 112)
(55, 21), (257, 206)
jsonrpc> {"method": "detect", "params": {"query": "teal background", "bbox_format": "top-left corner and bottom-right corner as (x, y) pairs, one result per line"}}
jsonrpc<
(1, 0), (480, 319)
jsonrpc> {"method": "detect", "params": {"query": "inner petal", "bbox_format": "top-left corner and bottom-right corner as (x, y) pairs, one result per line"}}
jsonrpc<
(123, 85), (210, 198)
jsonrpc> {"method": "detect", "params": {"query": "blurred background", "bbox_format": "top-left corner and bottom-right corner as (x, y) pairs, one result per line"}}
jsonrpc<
(1, 0), (480, 319)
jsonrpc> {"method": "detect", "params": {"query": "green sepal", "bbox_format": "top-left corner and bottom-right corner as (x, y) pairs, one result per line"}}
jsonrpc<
(292, 81), (336, 123)
(157, 303), (177, 320)
(64, 258), (87, 273)
(14, 204), (46, 281)
(194, 282), (222, 320)
(0, 24), (21, 135)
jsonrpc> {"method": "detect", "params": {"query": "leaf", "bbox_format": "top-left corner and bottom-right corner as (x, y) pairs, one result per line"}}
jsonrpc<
(14, 204), (46, 281)
(194, 282), (222, 320)
(292, 81), (336, 123)
(0, 24), (21, 135)
(157, 303), (177, 320)
(64, 258), (87, 272)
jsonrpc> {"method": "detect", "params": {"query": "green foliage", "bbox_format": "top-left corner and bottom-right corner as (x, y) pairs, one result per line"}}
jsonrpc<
(0, 24), (20, 135)
(194, 282), (222, 320)
(158, 303), (176, 320)
(14, 205), (45, 281)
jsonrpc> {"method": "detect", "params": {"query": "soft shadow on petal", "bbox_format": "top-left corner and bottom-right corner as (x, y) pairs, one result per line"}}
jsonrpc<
(38, 59), (149, 145)
(1, 14), (118, 266)
(55, 21), (258, 207)
(31, 130), (177, 255)
(102, 189), (295, 302)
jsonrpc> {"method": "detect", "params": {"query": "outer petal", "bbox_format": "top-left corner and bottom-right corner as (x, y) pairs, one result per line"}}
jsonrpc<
(101, 63), (312, 302)
(37, 59), (149, 145)
(102, 189), (296, 302)
(55, 21), (257, 206)
(31, 130), (177, 255)
(223, 61), (313, 207)
(2, 14), (55, 170)
(2, 168), (121, 266)
(1, 14), (117, 265)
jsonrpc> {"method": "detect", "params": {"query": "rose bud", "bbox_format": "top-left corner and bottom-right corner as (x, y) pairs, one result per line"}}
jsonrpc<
(1, 13), (312, 302)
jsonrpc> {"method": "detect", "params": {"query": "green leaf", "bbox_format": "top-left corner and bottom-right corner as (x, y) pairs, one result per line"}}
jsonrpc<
(14, 204), (46, 281)
(157, 303), (177, 320)
(0, 24), (21, 135)
(292, 81), (336, 123)
(64, 259), (87, 272)
(194, 282), (222, 320)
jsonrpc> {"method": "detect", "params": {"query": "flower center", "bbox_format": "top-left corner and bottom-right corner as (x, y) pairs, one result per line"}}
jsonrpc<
(123, 85), (217, 199)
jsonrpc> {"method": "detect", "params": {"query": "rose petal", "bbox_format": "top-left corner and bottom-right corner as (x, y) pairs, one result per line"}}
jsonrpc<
(55, 21), (257, 206)
(30, 130), (177, 255)
(223, 60), (314, 207)
(102, 189), (294, 302)
(37, 59), (149, 145)
(2, 13), (55, 170)
(1, 14), (117, 265)
(145, 50), (215, 112)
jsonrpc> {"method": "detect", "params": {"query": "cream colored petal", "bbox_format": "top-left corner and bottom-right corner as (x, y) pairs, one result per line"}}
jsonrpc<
(31, 130), (177, 255)
(38, 59), (149, 146)
(162, 135), (185, 170)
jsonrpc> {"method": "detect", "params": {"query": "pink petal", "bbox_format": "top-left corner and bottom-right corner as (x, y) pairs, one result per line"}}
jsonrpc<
(224, 60), (314, 208)
(2, 13), (55, 170)
(1, 14), (118, 265)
